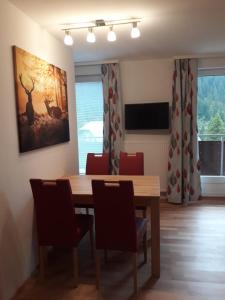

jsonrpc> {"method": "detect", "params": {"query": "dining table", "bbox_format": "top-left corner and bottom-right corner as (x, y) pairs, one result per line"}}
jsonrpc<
(66, 174), (160, 278)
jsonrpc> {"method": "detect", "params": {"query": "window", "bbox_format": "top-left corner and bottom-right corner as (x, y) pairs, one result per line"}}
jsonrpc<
(198, 75), (225, 176)
(75, 81), (103, 174)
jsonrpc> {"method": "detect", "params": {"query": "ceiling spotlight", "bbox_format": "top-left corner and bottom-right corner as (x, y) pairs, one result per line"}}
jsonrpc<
(107, 26), (116, 42)
(86, 28), (96, 43)
(64, 30), (74, 46)
(131, 22), (140, 39)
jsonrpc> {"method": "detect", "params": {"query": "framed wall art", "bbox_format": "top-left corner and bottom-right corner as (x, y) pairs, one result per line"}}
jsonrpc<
(12, 46), (70, 153)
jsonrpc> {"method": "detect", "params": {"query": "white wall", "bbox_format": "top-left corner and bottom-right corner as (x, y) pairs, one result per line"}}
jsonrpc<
(120, 59), (173, 191)
(0, 1), (78, 299)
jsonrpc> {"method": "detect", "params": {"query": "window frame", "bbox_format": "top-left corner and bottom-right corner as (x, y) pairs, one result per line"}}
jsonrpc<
(75, 79), (104, 175)
(197, 67), (225, 196)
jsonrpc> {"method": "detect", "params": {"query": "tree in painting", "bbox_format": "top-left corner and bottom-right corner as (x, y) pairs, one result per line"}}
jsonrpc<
(13, 46), (70, 152)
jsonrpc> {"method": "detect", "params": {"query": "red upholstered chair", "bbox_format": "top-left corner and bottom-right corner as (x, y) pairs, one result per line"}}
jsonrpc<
(86, 153), (109, 175)
(119, 152), (146, 217)
(119, 152), (144, 176)
(30, 179), (94, 287)
(92, 180), (147, 293)
(85, 153), (110, 214)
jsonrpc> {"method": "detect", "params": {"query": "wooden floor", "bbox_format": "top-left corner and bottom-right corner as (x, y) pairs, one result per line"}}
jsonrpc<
(13, 201), (225, 300)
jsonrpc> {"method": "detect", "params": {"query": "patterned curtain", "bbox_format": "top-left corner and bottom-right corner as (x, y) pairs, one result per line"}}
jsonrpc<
(101, 63), (122, 174)
(167, 59), (201, 204)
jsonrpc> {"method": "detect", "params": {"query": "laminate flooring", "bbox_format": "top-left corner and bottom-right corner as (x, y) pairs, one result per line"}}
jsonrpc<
(13, 201), (225, 300)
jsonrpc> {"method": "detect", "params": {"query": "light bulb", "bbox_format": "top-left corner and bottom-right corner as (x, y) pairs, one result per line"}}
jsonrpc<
(64, 30), (74, 46)
(107, 26), (116, 42)
(131, 22), (140, 39)
(86, 28), (96, 43)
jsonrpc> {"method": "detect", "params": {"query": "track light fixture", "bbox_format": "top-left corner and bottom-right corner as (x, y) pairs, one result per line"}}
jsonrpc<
(62, 18), (141, 46)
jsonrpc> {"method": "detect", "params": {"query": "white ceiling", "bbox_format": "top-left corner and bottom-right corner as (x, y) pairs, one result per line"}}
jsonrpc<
(9, 0), (225, 63)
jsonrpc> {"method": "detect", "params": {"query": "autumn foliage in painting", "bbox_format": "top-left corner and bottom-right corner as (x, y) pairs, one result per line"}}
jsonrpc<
(13, 46), (70, 152)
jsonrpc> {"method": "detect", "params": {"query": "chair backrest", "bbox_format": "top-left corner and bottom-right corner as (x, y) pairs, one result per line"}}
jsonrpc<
(119, 152), (144, 175)
(30, 179), (76, 247)
(86, 153), (109, 175)
(92, 180), (137, 252)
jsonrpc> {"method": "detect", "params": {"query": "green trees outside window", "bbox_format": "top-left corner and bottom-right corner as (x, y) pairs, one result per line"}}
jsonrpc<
(198, 75), (225, 141)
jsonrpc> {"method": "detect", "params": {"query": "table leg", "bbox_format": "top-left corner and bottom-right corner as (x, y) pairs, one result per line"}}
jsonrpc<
(150, 197), (160, 277)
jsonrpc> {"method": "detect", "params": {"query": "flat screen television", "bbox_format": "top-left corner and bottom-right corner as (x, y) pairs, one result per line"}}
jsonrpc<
(125, 102), (169, 130)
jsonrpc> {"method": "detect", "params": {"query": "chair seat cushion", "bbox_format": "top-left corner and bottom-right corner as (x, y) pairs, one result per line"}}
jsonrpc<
(74, 214), (93, 242)
(136, 206), (147, 211)
(75, 204), (94, 208)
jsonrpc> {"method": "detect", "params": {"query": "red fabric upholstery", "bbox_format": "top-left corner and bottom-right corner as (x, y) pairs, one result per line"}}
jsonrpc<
(92, 180), (147, 252)
(119, 152), (144, 175)
(86, 153), (110, 175)
(30, 179), (93, 247)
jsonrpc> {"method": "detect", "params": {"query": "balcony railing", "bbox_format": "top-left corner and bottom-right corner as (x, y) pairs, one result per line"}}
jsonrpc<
(198, 134), (225, 176)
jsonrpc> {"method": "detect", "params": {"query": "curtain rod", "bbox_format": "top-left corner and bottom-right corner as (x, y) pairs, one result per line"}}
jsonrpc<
(174, 53), (225, 60)
(75, 59), (119, 66)
(75, 53), (225, 65)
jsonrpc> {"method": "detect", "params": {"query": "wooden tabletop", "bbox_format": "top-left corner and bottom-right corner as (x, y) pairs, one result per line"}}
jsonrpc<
(65, 175), (160, 206)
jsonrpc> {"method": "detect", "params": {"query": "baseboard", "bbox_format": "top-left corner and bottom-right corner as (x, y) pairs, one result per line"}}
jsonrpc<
(159, 193), (225, 204)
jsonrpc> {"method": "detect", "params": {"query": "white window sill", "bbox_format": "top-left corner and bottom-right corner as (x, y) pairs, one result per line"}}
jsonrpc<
(201, 176), (225, 184)
(201, 176), (225, 197)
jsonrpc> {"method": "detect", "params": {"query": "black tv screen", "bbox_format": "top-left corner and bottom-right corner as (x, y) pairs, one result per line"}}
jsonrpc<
(125, 102), (169, 130)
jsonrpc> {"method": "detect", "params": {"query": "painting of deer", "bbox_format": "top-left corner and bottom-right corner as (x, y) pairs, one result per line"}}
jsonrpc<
(12, 46), (70, 152)
(44, 98), (62, 119)
(19, 74), (35, 125)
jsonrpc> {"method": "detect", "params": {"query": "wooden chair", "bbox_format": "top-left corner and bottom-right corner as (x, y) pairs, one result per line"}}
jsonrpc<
(30, 179), (94, 287)
(92, 180), (147, 294)
(119, 152), (147, 217)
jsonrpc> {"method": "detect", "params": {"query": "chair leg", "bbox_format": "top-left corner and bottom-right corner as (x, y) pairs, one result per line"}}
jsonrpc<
(73, 247), (79, 288)
(143, 208), (147, 218)
(132, 252), (138, 294)
(90, 226), (94, 258)
(95, 249), (101, 290)
(104, 249), (108, 264)
(39, 246), (45, 281)
(143, 232), (147, 263)
(86, 207), (89, 215)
